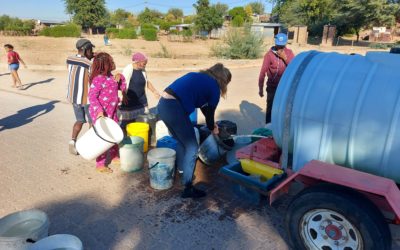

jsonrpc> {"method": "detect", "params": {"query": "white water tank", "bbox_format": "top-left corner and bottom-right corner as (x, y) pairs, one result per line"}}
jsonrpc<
(272, 51), (400, 183)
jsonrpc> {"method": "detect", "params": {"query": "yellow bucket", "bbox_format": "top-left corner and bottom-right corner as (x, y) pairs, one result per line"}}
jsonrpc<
(239, 158), (284, 180)
(126, 122), (150, 152)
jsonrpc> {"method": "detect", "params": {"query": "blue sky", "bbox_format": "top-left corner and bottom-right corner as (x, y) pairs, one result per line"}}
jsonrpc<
(0, 0), (273, 21)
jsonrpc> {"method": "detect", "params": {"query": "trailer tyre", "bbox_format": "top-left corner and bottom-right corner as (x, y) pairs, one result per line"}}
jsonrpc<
(286, 184), (391, 250)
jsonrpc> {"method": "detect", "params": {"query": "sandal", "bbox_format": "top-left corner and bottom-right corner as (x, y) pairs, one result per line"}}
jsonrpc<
(111, 157), (120, 164)
(96, 166), (113, 173)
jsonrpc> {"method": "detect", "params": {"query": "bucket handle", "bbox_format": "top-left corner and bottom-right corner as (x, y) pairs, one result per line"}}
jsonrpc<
(149, 162), (159, 170)
(93, 124), (117, 145)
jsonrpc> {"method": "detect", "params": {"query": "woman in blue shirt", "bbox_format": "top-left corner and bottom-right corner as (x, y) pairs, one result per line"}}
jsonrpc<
(157, 63), (231, 199)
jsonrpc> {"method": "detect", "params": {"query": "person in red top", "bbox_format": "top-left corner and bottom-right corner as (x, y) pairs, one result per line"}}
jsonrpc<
(4, 44), (27, 89)
(258, 33), (294, 124)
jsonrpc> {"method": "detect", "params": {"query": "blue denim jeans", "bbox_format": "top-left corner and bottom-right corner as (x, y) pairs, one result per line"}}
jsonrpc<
(157, 97), (198, 186)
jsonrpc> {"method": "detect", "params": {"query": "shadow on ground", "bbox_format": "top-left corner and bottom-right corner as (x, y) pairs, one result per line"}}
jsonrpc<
(218, 100), (265, 134)
(0, 100), (59, 131)
(37, 159), (292, 249)
(0, 73), (11, 77)
(20, 77), (55, 90)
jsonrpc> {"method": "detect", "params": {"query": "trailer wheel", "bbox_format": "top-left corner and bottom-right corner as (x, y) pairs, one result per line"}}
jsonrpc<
(286, 184), (391, 250)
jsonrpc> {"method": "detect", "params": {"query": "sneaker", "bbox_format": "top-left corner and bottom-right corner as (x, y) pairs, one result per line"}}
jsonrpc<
(68, 140), (78, 155)
(181, 185), (206, 199)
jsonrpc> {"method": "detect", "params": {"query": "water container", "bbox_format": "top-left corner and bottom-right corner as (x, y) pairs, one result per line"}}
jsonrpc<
(271, 51), (400, 183)
(189, 109), (198, 125)
(156, 136), (177, 150)
(136, 113), (158, 146)
(76, 117), (124, 160)
(216, 120), (237, 136)
(0, 209), (49, 250)
(126, 122), (150, 152)
(199, 134), (233, 165)
(155, 120), (170, 141)
(119, 136), (144, 172)
(239, 159), (284, 180)
(147, 148), (176, 190)
(28, 234), (82, 250)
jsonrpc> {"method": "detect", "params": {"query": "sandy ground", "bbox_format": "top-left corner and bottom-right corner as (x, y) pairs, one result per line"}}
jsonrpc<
(0, 35), (398, 249)
(0, 34), (380, 71)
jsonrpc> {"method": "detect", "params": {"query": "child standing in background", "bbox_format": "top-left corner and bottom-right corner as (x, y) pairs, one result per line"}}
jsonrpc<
(89, 52), (126, 173)
(4, 44), (27, 89)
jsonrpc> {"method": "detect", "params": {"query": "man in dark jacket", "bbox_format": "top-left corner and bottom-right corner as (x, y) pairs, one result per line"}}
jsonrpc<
(258, 33), (295, 124)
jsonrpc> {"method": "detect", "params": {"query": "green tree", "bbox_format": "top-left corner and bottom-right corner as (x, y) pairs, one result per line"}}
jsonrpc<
(64, 0), (108, 34)
(110, 8), (131, 28)
(335, 0), (396, 41)
(167, 8), (184, 20)
(279, 0), (337, 35)
(228, 7), (250, 22)
(193, 0), (224, 37)
(213, 2), (229, 16)
(249, 1), (265, 14)
(138, 7), (163, 24)
(232, 15), (244, 27)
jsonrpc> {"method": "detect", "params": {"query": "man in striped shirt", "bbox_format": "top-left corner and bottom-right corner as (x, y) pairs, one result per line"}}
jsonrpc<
(67, 39), (95, 155)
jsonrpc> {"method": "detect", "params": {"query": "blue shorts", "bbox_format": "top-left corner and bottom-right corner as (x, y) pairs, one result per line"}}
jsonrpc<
(73, 104), (92, 124)
(9, 63), (19, 71)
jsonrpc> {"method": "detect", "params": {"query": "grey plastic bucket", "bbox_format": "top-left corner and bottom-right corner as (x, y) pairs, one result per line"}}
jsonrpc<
(0, 209), (49, 250)
(199, 134), (233, 166)
(147, 148), (176, 190)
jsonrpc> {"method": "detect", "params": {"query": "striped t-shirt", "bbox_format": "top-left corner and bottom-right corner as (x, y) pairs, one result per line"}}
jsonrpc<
(66, 55), (91, 105)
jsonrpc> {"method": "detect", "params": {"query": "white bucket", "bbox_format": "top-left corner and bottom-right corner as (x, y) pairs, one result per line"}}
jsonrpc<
(28, 234), (82, 250)
(0, 209), (49, 250)
(155, 120), (170, 141)
(147, 148), (176, 190)
(76, 117), (124, 160)
(156, 120), (199, 144)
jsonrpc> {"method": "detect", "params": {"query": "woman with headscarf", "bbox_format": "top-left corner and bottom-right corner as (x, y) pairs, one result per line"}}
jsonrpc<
(119, 52), (160, 128)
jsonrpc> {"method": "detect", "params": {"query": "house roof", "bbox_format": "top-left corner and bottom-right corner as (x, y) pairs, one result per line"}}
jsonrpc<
(251, 23), (282, 28)
(37, 20), (65, 25)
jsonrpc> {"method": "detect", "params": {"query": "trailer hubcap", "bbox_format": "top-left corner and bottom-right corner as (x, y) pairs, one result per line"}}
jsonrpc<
(300, 209), (363, 250)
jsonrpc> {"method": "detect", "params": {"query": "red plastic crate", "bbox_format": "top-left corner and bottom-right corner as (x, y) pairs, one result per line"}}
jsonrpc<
(235, 138), (282, 169)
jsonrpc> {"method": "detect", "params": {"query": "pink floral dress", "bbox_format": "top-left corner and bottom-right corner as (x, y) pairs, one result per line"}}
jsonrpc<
(89, 74), (126, 167)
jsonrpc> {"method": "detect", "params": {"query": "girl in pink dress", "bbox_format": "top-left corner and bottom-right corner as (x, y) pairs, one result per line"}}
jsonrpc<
(89, 52), (126, 173)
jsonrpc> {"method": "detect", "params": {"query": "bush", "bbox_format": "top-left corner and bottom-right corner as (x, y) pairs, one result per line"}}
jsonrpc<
(232, 16), (244, 27)
(39, 24), (81, 37)
(116, 28), (137, 39)
(369, 43), (392, 50)
(211, 27), (264, 59)
(142, 28), (157, 41)
(182, 29), (193, 42)
(105, 27), (119, 38)
(141, 23), (157, 35)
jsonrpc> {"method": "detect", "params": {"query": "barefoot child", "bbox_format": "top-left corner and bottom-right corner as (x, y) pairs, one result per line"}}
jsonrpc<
(89, 52), (126, 173)
(4, 44), (27, 89)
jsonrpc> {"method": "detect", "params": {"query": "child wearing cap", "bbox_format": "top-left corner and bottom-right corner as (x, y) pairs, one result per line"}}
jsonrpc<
(119, 52), (160, 129)
(258, 33), (295, 124)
